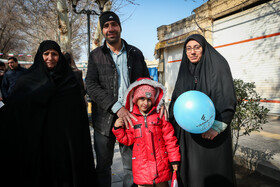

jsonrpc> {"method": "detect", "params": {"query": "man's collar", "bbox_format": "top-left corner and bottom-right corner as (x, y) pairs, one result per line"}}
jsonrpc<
(106, 41), (125, 55)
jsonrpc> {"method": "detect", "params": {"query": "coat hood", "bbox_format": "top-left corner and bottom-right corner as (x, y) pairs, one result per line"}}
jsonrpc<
(123, 78), (166, 113)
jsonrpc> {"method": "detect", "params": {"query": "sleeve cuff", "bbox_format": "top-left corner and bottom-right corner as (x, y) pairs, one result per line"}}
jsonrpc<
(211, 120), (228, 134)
(114, 126), (122, 130)
(170, 161), (180, 165)
(111, 101), (123, 113)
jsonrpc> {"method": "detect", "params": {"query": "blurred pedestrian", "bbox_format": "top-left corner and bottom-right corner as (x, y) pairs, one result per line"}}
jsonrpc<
(0, 61), (5, 83)
(64, 52), (86, 97)
(0, 40), (96, 187)
(64, 52), (88, 107)
(0, 61), (6, 103)
(169, 34), (237, 187)
(113, 78), (180, 187)
(85, 11), (150, 187)
(1, 57), (26, 102)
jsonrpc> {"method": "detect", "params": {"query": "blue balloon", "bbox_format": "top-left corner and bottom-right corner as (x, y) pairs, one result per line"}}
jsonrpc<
(173, 91), (215, 134)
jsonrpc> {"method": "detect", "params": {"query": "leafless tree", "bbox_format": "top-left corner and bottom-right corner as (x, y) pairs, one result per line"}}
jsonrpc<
(15, 0), (85, 59)
(0, 1), (27, 60)
(0, 0), (139, 62)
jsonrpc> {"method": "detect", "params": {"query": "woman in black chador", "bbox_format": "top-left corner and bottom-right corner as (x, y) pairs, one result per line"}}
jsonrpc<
(0, 40), (96, 187)
(169, 34), (237, 187)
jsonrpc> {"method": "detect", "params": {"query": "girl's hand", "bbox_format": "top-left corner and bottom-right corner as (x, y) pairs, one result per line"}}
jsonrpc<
(114, 117), (124, 128)
(172, 164), (178, 171)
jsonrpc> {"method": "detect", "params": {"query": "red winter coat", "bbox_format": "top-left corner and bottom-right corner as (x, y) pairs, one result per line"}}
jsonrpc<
(112, 78), (181, 185)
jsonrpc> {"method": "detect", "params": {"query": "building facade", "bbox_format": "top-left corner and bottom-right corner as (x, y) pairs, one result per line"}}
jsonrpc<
(155, 0), (280, 115)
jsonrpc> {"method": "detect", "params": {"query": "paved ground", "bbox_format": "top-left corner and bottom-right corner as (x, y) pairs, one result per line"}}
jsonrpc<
(90, 116), (280, 187)
(235, 164), (280, 187)
(234, 116), (280, 182)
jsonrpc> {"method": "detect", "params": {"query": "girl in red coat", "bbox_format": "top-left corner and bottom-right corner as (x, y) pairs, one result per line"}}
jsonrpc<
(113, 78), (181, 187)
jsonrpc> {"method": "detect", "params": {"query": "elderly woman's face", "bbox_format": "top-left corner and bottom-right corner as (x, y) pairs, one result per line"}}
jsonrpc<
(186, 40), (203, 63)
(43, 49), (59, 70)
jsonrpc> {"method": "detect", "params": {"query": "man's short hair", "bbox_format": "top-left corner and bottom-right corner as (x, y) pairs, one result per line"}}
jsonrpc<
(8, 57), (18, 62)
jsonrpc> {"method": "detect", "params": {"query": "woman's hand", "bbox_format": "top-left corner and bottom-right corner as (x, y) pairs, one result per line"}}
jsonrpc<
(202, 128), (218, 140)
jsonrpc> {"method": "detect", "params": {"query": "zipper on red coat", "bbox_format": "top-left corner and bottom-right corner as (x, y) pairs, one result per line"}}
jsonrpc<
(143, 109), (155, 128)
(144, 115), (148, 128)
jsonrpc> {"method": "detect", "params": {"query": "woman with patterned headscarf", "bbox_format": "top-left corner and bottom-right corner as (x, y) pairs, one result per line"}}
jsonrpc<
(169, 34), (237, 187)
(0, 40), (96, 187)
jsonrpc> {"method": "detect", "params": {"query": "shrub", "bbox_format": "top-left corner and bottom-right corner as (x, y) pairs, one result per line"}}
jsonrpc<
(231, 79), (269, 156)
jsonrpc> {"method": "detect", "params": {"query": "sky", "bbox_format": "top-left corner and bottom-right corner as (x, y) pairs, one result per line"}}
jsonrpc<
(80, 0), (205, 62)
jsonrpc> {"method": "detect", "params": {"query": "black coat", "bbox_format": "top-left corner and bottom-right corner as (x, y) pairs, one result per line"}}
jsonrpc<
(169, 34), (237, 187)
(86, 39), (150, 136)
(0, 65), (26, 101)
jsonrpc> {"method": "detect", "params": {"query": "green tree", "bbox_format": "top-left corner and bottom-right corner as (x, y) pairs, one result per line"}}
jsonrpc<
(231, 79), (269, 156)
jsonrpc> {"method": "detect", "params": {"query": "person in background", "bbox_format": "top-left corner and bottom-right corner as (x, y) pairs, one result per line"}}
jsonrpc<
(0, 40), (96, 187)
(64, 52), (88, 106)
(85, 11), (150, 187)
(0, 61), (5, 83)
(113, 78), (180, 187)
(1, 57), (26, 102)
(0, 61), (6, 102)
(169, 34), (237, 187)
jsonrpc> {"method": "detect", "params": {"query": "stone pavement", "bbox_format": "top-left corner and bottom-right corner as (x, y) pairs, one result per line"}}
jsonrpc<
(90, 115), (280, 186)
(111, 145), (124, 187)
(89, 127), (124, 187)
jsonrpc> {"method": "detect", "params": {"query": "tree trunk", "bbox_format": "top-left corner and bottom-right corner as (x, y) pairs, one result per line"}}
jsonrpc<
(92, 1), (112, 49)
(233, 129), (240, 157)
(57, 0), (71, 52)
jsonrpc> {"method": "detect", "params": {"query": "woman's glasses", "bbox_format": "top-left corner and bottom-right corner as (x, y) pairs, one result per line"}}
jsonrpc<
(186, 45), (201, 53)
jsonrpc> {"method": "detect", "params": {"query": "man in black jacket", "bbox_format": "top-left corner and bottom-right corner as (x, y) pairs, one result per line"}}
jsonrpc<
(86, 11), (150, 187)
(1, 57), (26, 102)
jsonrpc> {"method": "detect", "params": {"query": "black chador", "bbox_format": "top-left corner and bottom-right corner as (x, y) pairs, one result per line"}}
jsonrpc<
(169, 34), (237, 187)
(0, 40), (96, 187)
